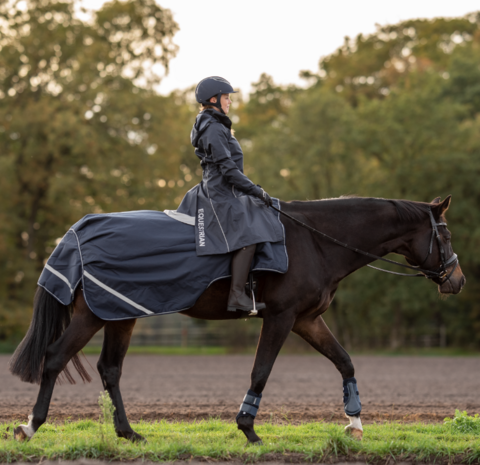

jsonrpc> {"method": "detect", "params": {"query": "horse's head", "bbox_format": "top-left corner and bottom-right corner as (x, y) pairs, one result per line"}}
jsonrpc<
(405, 195), (465, 295)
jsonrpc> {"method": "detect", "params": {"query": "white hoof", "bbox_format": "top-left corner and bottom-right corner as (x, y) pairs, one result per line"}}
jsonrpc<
(14, 415), (35, 441)
(345, 414), (363, 440)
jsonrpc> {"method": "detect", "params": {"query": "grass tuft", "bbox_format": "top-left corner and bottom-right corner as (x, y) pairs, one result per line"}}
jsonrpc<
(324, 428), (357, 457)
(97, 391), (116, 444)
(444, 409), (480, 434)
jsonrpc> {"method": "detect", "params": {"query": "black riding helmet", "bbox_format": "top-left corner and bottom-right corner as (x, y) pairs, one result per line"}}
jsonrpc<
(195, 76), (238, 113)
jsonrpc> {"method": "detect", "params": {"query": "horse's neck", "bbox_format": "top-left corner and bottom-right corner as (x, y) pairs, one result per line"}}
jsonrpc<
(289, 199), (419, 277)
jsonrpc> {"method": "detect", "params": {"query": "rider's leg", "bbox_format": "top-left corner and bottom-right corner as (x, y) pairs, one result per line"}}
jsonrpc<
(227, 245), (266, 312)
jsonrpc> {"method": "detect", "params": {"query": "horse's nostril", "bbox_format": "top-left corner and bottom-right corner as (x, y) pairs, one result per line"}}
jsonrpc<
(461, 276), (466, 288)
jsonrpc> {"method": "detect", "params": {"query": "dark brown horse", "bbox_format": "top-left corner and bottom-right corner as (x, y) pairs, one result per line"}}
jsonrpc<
(10, 196), (465, 443)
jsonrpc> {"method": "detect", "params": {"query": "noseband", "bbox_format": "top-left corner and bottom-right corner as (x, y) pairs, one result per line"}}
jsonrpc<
(270, 205), (459, 284)
(413, 208), (458, 283)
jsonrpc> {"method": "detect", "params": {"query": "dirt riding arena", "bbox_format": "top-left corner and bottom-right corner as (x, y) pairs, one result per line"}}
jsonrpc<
(1, 355), (478, 424)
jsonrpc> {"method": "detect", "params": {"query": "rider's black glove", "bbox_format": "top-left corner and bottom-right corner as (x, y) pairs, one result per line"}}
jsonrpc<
(253, 185), (273, 207)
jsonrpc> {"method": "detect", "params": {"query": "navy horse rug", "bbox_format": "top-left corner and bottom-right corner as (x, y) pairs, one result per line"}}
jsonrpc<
(38, 199), (288, 320)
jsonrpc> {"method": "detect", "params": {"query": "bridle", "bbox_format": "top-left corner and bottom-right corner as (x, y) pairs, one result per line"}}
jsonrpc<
(270, 205), (459, 285)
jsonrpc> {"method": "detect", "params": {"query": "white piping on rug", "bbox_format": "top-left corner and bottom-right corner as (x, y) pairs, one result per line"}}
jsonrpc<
(164, 210), (195, 226)
(83, 270), (154, 315)
(44, 264), (74, 295)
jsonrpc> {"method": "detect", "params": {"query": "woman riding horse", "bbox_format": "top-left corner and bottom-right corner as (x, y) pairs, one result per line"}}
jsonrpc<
(9, 75), (465, 444)
(177, 76), (284, 312)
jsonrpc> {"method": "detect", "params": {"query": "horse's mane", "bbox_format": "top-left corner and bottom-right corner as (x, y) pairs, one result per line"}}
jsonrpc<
(388, 199), (431, 223)
(290, 196), (431, 223)
(330, 196), (431, 222)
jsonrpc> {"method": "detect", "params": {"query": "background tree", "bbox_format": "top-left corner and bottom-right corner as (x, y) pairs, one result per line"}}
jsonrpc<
(302, 12), (480, 105)
(0, 0), (198, 338)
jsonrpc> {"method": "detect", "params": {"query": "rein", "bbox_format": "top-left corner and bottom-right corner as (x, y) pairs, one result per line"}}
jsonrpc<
(270, 204), (458, 283)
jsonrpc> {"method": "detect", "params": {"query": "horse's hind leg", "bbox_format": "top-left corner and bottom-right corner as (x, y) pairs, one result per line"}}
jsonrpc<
(236, 314), (295, 444)
(293, 314), (363, 439)
(15, 302), (104, 440)
(96, 319), (143, 442)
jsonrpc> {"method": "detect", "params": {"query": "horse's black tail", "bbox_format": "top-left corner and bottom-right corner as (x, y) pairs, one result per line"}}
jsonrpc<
(9, 286), (91, 385)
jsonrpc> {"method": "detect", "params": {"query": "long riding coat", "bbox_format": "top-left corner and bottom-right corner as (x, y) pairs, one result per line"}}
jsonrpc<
(177, 109), (284, 256)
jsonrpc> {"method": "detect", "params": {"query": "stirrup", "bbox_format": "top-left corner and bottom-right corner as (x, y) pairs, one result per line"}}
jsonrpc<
(247, 272), (258, 315)
(249, 289), (258, 316)
(227, 272), (264, 315)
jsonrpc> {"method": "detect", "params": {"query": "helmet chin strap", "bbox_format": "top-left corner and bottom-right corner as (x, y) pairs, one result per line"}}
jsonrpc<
(208, 93), (225, 114)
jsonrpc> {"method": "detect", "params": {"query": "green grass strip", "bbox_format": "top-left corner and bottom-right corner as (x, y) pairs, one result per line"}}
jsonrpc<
(1, 419), (479, 463)
(82, 346), (227, 355)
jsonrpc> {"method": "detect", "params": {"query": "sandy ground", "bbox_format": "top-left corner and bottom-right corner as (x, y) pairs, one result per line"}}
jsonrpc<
(1, 354), (479, 424)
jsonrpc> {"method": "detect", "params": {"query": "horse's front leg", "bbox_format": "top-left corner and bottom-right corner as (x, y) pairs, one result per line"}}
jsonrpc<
(293, 314), (363, 439)
(97, 319), (144, 442)
(236, 313), (295, 444)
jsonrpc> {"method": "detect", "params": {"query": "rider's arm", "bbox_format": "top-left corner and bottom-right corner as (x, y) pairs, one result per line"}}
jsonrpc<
(203, 123), (262, 197)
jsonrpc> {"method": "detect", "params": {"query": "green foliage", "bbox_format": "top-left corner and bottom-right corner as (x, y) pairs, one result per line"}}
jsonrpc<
(234, 73), (300, 141)
(0, 419), (479, 462)
(83, 345), (227, 355)
(444, 410), (480, 434)
(306, 12), (480, 105)
(444, 44), (480, 117)
(0, 0), (197, 330)
(249, 86), (361, 201)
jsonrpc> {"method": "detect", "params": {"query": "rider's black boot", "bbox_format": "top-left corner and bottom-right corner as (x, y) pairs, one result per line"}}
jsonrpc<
(227, 245), (266, 312)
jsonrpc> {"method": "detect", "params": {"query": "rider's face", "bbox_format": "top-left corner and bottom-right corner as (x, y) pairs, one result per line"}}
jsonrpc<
(220, 94), (231, 114)
(209, 94), (231, 114)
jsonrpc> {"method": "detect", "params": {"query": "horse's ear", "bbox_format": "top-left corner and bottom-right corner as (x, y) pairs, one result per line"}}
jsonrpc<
(432, 195), (452, 216)
(431, 197), (441, 204)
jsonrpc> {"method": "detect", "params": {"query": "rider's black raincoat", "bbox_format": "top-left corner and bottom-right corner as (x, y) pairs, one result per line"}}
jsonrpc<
(177, 109), (284, 256)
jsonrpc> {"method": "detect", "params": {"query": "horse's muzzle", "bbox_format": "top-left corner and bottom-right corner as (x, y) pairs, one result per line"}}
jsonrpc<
(438, 263), (466, 295)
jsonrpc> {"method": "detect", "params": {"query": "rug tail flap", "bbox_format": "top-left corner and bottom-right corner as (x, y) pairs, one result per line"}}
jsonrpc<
(38, 230), (81, 305)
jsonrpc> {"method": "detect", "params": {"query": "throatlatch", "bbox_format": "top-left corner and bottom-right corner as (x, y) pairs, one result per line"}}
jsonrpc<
(343, 377), (362, 416)
(236, 389), (262, 420)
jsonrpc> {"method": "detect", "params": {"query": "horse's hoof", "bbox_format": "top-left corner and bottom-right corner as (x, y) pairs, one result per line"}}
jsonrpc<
(118, 430), (146, 443)
(345, 426), (363, 440)
(131, 432), (147, 443)
(14, 426), (30, 442)
(248, 439), (263, 446)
